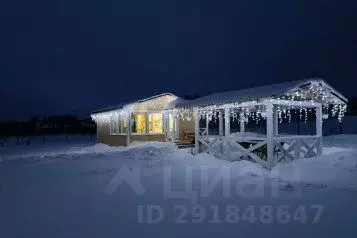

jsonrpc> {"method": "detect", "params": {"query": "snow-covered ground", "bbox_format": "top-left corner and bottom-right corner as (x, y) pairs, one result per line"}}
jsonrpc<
(1, 135), (357, 238)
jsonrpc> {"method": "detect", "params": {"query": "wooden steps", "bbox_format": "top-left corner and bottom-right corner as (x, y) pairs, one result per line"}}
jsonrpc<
(174, 140), (194, 149)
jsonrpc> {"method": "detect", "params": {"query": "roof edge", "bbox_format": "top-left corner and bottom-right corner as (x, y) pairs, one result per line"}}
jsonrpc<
(91, 92), (178, 115)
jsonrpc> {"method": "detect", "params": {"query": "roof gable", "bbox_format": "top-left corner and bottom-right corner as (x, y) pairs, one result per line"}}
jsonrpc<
(171, 79), (347, 108)
(91, 93), (177, 114)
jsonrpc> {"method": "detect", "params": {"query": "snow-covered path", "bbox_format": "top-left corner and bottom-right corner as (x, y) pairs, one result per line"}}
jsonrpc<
(1, 135), (357, 238)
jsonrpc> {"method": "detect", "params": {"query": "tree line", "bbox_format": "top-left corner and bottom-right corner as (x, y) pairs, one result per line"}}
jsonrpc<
(0, 115), (96, 137)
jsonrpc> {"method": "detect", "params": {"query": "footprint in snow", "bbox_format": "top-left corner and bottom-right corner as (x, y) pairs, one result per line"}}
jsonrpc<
(279, 183), (296, 191)
(304, 183), (329, 189)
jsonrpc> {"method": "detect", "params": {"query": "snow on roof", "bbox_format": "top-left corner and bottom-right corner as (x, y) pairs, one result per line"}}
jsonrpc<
(168, 78), (348, 109)
(91, 79), (347, 114)
(91, 93), (177, 114)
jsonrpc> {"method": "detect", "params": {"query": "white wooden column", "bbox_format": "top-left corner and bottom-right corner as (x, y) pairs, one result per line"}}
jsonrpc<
(316, 104), (323, 155)
(224, 107), (230, 136)
(266, 103), (274, 169)
(273, 107), (279, 136)
(205, 113), (209, 136)
(174, 110), (179, 140)
(219, 110), (223, 136)
(126, 108), (131, 146)
(240, 112), (245, 133)
(194, 108), (199, 154)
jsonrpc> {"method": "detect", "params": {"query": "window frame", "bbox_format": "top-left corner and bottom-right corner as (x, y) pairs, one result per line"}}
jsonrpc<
(109, 114), (127, 135)
(131, 112), (165, 135)
(148, 113), (164, 134)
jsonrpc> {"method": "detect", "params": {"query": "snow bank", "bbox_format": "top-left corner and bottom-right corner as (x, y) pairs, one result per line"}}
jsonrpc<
(271, 149), (357, 191)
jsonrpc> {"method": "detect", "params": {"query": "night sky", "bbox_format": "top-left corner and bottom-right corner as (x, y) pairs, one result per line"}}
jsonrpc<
(1, 0), (357, 120)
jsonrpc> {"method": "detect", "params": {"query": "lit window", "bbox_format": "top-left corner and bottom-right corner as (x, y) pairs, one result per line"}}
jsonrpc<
(149, 113), (163, 134)
(168, 113), (174, 132)
(132, 114), (146, 134)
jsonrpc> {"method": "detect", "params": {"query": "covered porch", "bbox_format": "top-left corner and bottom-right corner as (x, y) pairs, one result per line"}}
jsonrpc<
(172, 79), (348, 169)
(194, 99), (324, 169)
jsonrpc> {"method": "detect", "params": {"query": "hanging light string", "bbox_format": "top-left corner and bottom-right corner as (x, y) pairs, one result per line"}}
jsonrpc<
(92, 83), (347, 124)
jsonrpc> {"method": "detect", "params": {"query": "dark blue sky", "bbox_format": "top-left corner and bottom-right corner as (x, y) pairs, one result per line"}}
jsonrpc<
(1, 0), (357, 120)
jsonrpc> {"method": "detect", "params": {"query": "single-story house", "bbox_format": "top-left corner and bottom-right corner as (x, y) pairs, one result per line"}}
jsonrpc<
(91, 78), (347, 168)
(91, 93), (195, 147)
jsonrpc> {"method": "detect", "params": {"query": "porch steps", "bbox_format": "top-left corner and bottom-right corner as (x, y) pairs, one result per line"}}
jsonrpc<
(174, 141), (194, 149)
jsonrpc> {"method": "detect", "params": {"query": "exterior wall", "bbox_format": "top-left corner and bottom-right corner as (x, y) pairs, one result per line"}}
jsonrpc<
(97, 121), (128, 146)
(96, 121), (166, 146)
(130, 134), (166, 143)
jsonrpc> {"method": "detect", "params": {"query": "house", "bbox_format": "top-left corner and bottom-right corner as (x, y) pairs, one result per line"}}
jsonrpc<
(91, 93), (195, 147)
(91, 79), (348, 168)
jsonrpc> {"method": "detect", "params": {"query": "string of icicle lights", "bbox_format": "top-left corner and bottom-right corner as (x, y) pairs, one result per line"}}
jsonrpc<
(91, 83), (347, 125)
(177, 82), (347, 124)
(189, 104), (347, 124)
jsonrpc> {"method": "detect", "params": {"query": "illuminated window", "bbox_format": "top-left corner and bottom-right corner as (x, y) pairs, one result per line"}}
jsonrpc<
(169, 113), (174, 132)
(148, 113), (163, 134)
(132, 114), (146, 134)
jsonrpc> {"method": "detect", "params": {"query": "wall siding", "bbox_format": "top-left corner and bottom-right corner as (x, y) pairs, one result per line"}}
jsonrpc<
(130, 134), (166, 143)
(97, 121), (128, 146)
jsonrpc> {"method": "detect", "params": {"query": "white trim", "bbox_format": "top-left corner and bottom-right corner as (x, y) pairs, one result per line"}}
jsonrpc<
(263, 99), (320, 107)
(131, 133), (166, 136)
(318, 81), (348, 103)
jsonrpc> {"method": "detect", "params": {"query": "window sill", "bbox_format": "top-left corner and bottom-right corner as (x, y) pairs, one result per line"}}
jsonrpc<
(110, 133), (165, 136)
(131, 133), (165, 136)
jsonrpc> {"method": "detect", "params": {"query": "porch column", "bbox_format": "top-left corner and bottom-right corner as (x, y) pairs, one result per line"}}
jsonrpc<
(273, 107), (279, 136)
(219, 110), (223, 136)
(266, 103), (274, 169)
(206, 113), (209, 136)
(194, 108), (199, 154)
(316, 104), (323, 155)
(240, 112), (245, 133)
(224, 107), (230, 136)
(174, 110), (179, 141)
(126, 108), (131, 146)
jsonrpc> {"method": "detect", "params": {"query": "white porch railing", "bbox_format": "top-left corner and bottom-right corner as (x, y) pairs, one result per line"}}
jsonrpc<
(194, 100), (323, 169)
(196, 135), (322, 169)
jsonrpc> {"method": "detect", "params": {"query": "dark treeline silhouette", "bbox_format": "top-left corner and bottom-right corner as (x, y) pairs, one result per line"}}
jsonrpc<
(0, 115), (96, 138)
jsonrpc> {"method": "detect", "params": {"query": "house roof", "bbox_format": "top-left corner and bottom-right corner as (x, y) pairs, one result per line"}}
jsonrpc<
(91, 93), (177, 114)
(91, 79), (348, 114)
(167, 78), (348, 109)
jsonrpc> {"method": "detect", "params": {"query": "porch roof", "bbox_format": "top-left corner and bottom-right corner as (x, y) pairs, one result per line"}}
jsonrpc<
(167, 78), (348, 109)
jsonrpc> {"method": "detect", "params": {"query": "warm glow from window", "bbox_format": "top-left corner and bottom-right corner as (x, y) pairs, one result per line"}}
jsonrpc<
(133, 114), (146, 134)
(149, 113), (163, 134)
(169, 113), (174, 132)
